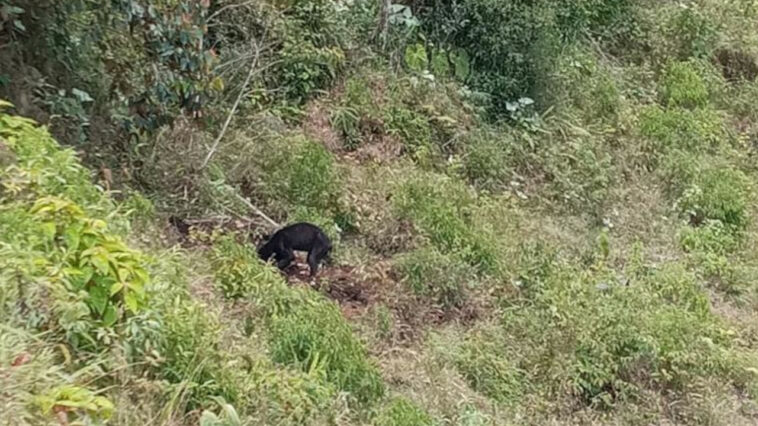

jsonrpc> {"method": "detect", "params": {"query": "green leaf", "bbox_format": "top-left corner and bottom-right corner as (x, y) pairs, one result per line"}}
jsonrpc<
(88, 284), (108, 315)
(40, 222), (56, 241)
(102, 304), (118, 327)
(90, 253), (110, 275)
(124, 291), (139, 313)
(109, 281), (124, 296)
(63, 224), (82, 250)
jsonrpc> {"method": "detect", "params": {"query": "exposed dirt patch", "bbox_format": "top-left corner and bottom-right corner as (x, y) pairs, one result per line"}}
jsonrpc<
(303, 100), (342, 152)
(714, 47), (758, 82)
(283, 256), (481, 343)
(346, 134), (404, 165)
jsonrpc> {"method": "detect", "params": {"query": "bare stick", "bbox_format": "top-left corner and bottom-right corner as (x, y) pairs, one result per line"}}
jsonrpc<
(200, 40), (261, 169)
(233, 192), (280, 229)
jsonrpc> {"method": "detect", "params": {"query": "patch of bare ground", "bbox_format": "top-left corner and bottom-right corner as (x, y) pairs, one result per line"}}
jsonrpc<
(303, 99), (342, 152)
(283, 254), (484, 345)
(345, 134), (404, 165)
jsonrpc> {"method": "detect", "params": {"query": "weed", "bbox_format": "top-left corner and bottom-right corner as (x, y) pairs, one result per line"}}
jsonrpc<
(677, 167), (751, 232)
(375, 397), (434, 426)
(397, 246), (477, 310)
(660, 61), (709, 108)
(393, 173), (500, 274)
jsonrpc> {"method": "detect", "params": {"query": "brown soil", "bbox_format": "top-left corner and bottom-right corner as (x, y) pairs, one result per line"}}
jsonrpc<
(282, 255), (482, 343)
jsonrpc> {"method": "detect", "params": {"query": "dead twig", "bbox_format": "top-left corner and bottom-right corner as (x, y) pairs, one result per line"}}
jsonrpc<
(233, 192), (280, 229)
(200, 39), (262, 169)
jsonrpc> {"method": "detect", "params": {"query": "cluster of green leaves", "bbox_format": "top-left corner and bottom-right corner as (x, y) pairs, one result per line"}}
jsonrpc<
(0, 104), (147, 349)
(7, 0), (219, 135)
(416, 0), (637, 115)
(375, 397), (434, 426)
(393, 172), (501, 275)
(396, 245), (477, 310)
(1, 328), (115, 424)
(677, 167), (751, 233)
(111, 0), (220, 129)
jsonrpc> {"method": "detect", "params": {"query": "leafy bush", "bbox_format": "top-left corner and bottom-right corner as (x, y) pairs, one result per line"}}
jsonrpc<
(375, 397), (434, 426)
(397, 246), (477, 310)
(278, 34), (345, 104)
(268, 294), (384, 404)
(451, 328), (524, 404)
(678, 221), (744, 295)
(260, 135), (343, 215)
(0, 106), (148, 349)
(542, 46), (621, 122)
(417, 0), (636, 115)
(677, 167), (751, 232)
(638, 105), (725, 171)
(384, 104), (434, 154)
(1, 327), (114, 424)
(330, 73), (385, 150)
(679, 220), (739, 256)
(393, 173), (500, 274)
(660, 61), (709, 108)
(543, 135), (614, 214)
(490, 259), (752, 407)
(330, 104), (361, 149)
(662, 3), (718, 60)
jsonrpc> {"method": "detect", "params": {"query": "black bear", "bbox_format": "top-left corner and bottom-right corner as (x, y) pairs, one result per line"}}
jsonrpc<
(258, 222), (332, 277)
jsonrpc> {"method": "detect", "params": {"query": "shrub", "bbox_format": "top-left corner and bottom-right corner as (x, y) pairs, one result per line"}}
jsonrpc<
(677, 167), (751, 232)
(0, 106), (149, 349)
(451, 328), (524, 404)
(660, 61), (709, 108)
(397, 246), (477, 310)
(384, 104), (434, 154)
(1, 327), (114, 424)
(210, 235), (296, 307)
(268, 292), (385, 404)
(491, 259), (751, 407)
(416, 0), (636, 115)
(330, 105), (361, 149)
(158, 297), (227, 402)
(375, 397), (434, 426)
(261, 135), (343, 214)
(678, 222), (744, 295)
(393, 173), (500, 274)
(541, 45), (621, 122)
(278, 35), (345, 103)
(679, 220), (739, 256)
(662, 3), (718, 60)
(0, 104), (105, 210)
(461, 129), (512, 190)
(543, 135), (614, 214)
(638, 105), (724, 162)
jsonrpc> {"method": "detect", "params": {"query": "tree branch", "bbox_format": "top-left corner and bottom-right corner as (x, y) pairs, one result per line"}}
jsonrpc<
(233, 193), (280, 229)
(200, 39), (261, 169)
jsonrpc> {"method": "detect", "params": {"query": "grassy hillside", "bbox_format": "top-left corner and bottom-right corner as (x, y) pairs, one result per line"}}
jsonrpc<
(3, 0), (758, 424)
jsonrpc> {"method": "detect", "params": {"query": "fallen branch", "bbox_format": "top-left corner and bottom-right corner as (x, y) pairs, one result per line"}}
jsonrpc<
(200, 39), (262, 169)
(233, 192), (280, 229)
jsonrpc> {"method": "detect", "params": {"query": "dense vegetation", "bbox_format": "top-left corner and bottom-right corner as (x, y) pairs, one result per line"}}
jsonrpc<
(3, 0), (758, 424)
